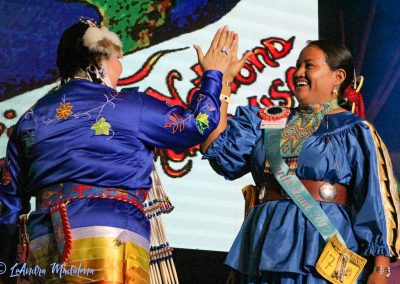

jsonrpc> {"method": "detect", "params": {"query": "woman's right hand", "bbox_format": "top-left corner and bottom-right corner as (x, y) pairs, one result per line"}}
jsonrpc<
(195, 26), (252, 81)
(194, 26), (237, 75)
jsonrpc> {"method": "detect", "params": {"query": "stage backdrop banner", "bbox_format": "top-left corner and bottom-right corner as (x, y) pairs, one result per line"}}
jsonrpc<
(0, 0), (318, 251)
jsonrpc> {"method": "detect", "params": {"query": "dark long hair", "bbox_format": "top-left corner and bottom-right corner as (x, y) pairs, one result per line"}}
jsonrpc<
(306, 40), (354, 98)
(56, 22), (99, 80)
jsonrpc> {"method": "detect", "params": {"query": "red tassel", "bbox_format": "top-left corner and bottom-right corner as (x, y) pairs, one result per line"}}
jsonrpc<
(21, 243), (28, 262)
(51, 204), (73, 263)
(59, 204), (72, 263)
(344, 86), (365, 119)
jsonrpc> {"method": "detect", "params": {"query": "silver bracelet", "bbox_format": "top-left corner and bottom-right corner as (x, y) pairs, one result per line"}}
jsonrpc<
(373, 266), (391, 278)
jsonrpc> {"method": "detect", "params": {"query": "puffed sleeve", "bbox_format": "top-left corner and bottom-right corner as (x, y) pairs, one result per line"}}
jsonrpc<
(202, 106), (261, 180)
(349, 121), (400, 259)
(131, 70), (222, 151)
(0, 124), (30, 272)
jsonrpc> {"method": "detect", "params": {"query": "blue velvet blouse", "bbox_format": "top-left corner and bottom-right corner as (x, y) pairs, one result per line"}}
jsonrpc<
(203, 106), (400, 277)
(0, 70), (222, 226)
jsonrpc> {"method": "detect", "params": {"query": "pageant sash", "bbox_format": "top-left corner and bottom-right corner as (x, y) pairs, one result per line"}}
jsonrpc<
(263, 129), (366, 284)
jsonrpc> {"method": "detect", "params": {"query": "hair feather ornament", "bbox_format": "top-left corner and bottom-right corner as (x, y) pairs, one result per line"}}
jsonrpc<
(83, 26), (123, 58)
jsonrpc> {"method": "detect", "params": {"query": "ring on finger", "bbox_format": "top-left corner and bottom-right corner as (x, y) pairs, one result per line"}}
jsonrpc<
(221, 46), (230, 55)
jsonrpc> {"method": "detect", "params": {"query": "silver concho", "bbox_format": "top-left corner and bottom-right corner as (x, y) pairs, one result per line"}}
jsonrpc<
(319, 182), (337, 201)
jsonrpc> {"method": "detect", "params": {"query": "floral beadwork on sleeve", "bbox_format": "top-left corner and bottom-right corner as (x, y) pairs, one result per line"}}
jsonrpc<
(164, 93), (215, 134)
(164, 113), (187, 133)
(195, 112), (209, 133)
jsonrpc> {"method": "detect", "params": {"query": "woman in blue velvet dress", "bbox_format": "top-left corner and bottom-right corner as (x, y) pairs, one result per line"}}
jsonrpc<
(202, 40), (400, 283)
(0, 20), (249, 283)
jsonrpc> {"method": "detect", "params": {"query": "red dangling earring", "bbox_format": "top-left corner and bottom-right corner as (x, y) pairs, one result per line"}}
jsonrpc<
(344, 75), (365, 119)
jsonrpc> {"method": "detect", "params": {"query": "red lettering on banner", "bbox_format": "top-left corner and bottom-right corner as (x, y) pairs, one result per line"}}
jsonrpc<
(247, 96), (259, 107)
(235, 63), (257, 88)
(269, 67), (296, 107)
(261, 96), (274, 107)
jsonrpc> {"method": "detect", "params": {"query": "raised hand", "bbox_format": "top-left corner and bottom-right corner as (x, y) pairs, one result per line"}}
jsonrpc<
(223, 32), (252, 82)
(194, 26), (252, 81)
(194, 26), (236, 74)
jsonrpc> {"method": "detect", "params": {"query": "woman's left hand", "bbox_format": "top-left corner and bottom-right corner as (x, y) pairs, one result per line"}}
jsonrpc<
(367, 272), (389, 284)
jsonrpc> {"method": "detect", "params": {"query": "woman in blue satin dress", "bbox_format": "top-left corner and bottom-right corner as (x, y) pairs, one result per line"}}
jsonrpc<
(0, 20), (249, 283)
(202, 40), (400, 283)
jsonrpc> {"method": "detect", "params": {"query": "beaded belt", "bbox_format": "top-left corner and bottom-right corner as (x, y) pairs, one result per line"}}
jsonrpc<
(35, 182), (147, 213)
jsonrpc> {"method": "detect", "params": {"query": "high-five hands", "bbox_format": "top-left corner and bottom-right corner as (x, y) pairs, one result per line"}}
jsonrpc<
(194, 26), (252, 80)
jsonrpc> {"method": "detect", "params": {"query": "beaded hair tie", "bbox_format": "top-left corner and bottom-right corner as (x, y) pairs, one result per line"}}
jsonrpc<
(79, 16), (98, 27)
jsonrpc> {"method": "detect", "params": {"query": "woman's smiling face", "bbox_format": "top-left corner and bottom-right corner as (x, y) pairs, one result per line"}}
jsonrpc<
(293, 45), (339, 106)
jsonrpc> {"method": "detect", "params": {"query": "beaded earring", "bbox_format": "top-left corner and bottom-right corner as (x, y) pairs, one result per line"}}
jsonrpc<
(85, 64), (101, 82)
